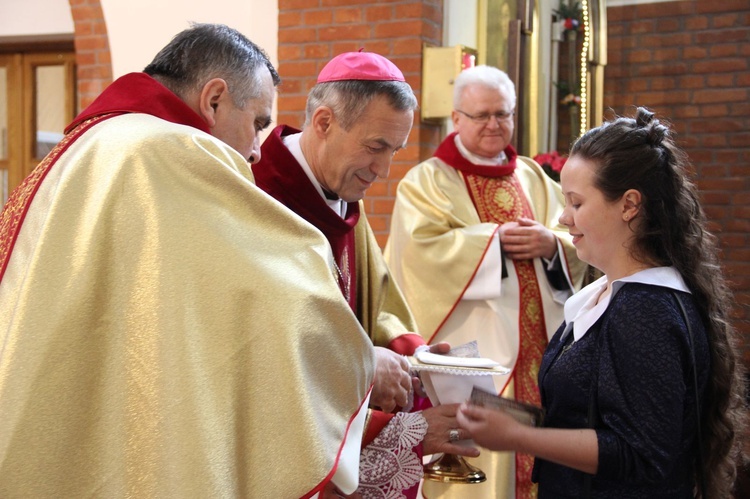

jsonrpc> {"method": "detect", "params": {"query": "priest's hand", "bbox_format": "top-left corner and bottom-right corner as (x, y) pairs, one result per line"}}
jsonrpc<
(499, 217), (557, 260)
(422, 403), (481, 457)
(427, 341), (451, 354)
(371, 347), (412, 413)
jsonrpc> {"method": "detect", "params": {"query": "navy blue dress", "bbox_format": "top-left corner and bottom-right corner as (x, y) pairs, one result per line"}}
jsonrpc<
(533, 283), (709, 498)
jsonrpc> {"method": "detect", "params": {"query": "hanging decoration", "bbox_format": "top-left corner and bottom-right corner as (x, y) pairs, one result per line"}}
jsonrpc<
(579, 0), (591, 137)
(551, 0), (591, 147)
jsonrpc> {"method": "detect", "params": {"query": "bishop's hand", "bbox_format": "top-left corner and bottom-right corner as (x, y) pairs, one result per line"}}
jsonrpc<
(370, 347), (412, 413)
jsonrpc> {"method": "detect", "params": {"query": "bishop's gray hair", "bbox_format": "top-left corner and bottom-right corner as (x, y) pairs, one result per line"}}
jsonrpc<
(304, 79), (417, 130)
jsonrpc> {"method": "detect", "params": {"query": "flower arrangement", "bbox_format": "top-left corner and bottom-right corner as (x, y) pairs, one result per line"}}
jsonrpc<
(560, 93), (582, 107)
(533, 151), (567, 182)
(554, 81), (581, 108)
(554, 1), (583, 32)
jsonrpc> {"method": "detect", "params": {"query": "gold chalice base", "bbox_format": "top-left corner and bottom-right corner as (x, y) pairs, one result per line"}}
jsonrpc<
(423, 453), (486, 483)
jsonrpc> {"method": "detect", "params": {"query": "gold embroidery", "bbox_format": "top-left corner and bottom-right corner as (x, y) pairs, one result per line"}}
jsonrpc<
(332, 245), (352, 306)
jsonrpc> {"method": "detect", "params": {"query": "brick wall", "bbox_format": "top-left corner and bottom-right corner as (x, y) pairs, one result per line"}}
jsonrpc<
(68, 0), (112, 110)
(277, 0), (443, 247)
(605, 0), (750, 363)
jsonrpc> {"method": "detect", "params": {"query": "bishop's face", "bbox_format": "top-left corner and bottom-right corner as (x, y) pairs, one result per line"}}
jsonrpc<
(314, 95), (413, 203)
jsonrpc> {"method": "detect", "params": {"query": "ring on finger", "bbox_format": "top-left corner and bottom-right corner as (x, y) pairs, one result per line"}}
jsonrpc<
(449, 428), (460, 442)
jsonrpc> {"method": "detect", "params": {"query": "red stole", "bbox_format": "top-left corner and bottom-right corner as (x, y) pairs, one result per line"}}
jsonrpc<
(436, 133), (545, 499)
(254, 126), (359, 311)
(1, 73), (208, 284)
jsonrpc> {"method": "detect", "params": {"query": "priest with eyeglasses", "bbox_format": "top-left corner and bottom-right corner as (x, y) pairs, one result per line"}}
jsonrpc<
(385, 64), (587, 499)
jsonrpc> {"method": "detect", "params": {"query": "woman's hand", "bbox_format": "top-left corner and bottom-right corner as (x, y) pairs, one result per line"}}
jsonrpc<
(456, 402), (524, 451)
(458, 402), (599, 474)
(421, 403), (480, 457)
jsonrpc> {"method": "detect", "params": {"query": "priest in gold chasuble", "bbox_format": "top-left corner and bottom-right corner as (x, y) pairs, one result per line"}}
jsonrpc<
(385, 66), (587, 499)
(0, 25), (375, 498)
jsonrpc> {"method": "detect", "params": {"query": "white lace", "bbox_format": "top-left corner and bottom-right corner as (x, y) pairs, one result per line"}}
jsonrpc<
(357, 412), (427, 499)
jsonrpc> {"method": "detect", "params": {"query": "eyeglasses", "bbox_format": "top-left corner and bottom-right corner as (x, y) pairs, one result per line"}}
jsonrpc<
(456, 109), (515, 124)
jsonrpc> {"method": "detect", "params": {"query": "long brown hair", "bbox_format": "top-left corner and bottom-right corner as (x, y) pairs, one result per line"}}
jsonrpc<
(571, 107), (747, 497)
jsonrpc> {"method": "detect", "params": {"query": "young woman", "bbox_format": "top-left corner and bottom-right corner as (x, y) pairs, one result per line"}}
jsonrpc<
(457, 107), (746, 497)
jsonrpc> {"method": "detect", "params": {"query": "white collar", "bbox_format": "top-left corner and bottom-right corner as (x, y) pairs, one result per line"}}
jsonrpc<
(454, 135), (507, 166)
(562, 267), (690, 342)
(282, 132), (347, 218)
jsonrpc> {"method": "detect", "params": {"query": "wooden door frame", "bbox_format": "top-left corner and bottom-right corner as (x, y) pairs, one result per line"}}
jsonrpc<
(22, 52), (77, 179)
(0, 42), (76, 195)
(0, 54), (23, 192)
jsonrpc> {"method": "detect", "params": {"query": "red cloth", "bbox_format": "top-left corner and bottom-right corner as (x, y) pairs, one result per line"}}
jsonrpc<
(254, 125), (360, 311)
(388, 334), (425, 356)
(66, 73), (208, 134)
(434, 131), (518, 177)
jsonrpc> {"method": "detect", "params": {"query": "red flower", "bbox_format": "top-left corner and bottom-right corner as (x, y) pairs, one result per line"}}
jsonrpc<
(549, 152), (567, 173)
(533, 150), (568, 181)
(534, 152), (554, 166)
(563, 18), (580, 31)
(560, 93), (582, 107)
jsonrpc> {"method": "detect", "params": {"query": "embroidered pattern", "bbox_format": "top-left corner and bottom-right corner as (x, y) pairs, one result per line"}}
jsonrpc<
(358, 412), (427, 499)
(464, 172), (546, 499)
(333, 245), (352, 306)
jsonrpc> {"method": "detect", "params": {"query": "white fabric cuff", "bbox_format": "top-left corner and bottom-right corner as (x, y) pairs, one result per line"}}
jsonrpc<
(462, 232), (502, 300)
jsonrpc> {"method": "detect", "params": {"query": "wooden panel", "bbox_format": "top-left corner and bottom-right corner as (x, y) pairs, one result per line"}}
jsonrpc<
(0, 54), (23, 196)
(507, 19), (521, 150)
(0, 34), (74, 54)
(22, 52), (77, 180)
(0, 50), (75, 195)
(518, 0), (534, 34)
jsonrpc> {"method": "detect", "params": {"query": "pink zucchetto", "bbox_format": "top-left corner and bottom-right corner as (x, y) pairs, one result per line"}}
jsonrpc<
(317, 51), (406, 83)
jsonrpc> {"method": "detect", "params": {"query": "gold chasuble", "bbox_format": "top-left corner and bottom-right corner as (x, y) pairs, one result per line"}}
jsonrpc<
(0, 74), (375, 498)
(385, 133), (587, 499)
(463, 172), (547, 498)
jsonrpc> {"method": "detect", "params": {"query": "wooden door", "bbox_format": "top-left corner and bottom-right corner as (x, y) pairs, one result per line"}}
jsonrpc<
(0, 50), (76, 203)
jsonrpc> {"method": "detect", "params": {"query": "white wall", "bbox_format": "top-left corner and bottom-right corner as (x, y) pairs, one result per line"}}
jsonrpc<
(0, 0), (74, 36)
(0, 0), (277, 82)
(101, 0), (277, 79)
(1, 0), (279, 132)
(443, 0), (478, 49)
(100, 0), (278, 138)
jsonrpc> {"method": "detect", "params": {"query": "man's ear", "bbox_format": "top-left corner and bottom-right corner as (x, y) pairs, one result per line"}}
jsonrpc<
(450, 109), (461, 130)
(198, 78), (229, 127)
(310, 106), (334, 138)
